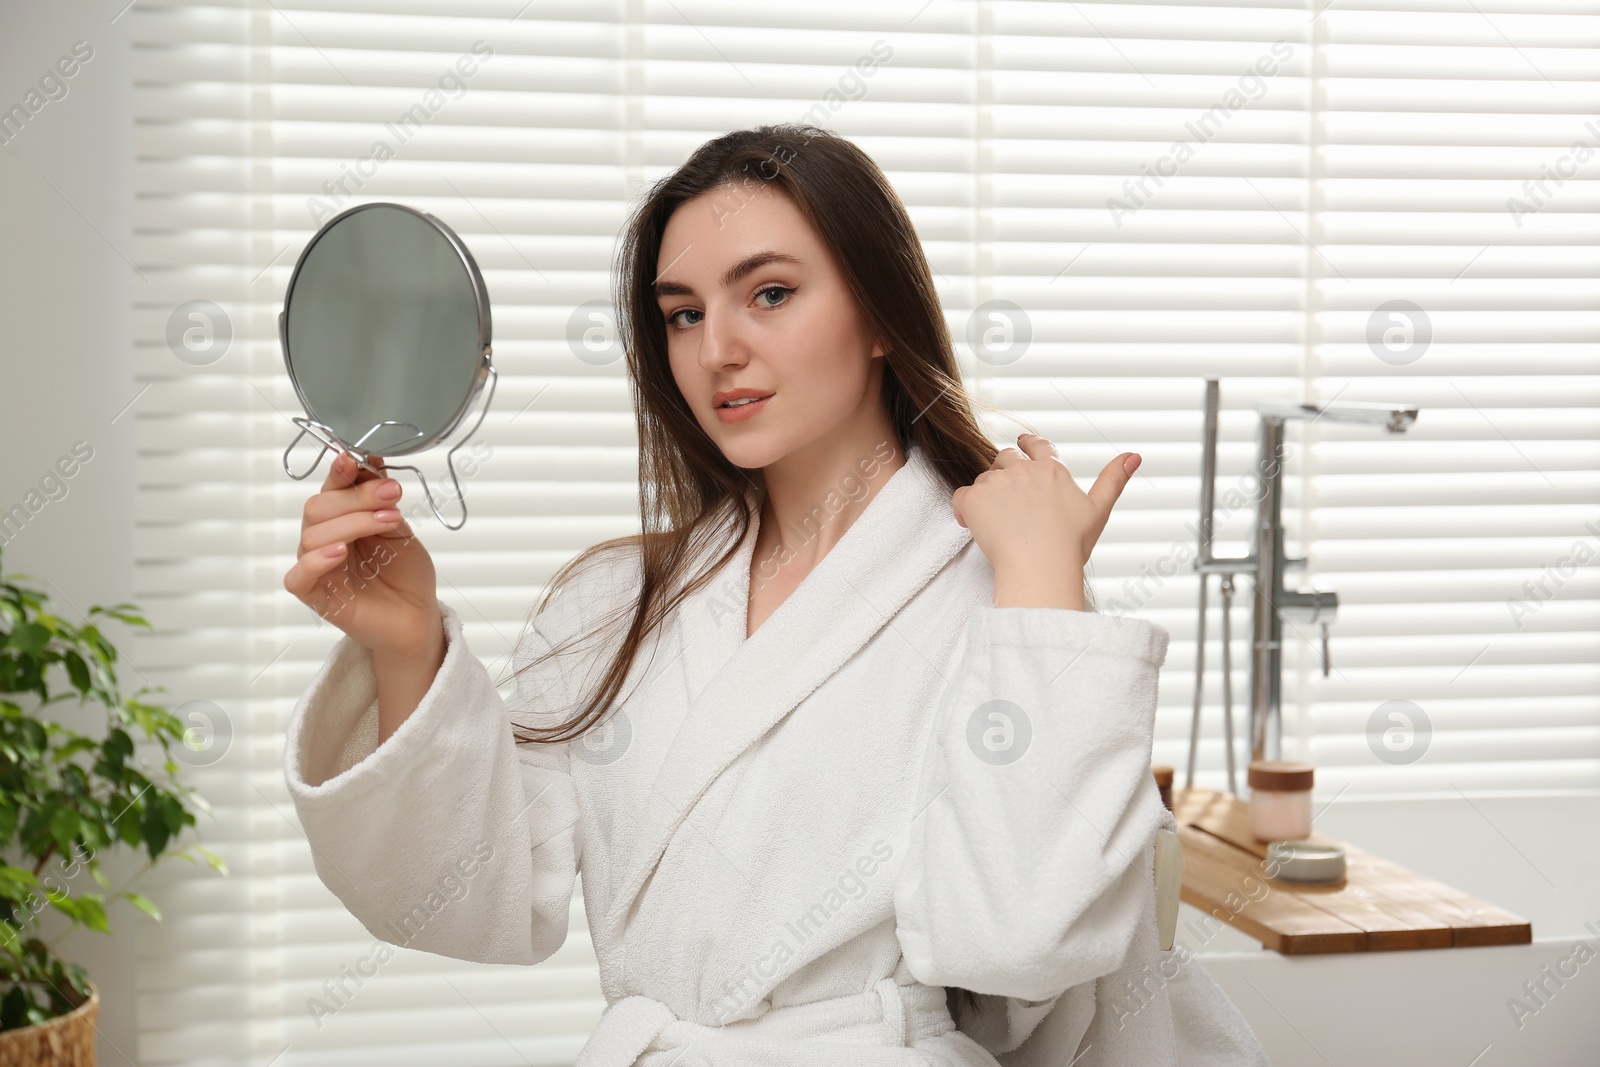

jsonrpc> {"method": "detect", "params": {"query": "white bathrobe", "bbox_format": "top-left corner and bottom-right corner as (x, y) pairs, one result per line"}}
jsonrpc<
(283, 442), (1270, 1066)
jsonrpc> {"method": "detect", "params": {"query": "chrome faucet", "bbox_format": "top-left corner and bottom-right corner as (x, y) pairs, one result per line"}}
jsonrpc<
(1186, 380), (1419, 795)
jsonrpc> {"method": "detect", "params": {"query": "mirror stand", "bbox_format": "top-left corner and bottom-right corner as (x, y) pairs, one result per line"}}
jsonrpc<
(281, 363), (497, 532)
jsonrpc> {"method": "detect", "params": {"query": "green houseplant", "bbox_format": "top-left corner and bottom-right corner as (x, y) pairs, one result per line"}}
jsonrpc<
(0, 547), (225, 1037)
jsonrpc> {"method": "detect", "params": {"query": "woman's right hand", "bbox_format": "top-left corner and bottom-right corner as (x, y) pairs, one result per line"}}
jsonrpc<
(283, 451), (441, 659)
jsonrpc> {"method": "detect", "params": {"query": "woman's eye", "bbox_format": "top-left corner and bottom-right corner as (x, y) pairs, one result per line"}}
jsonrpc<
(668, 308), (703, 330)
(756, 285), (794, 308)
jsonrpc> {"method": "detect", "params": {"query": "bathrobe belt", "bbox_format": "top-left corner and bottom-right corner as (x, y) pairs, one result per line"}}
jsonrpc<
(574, 958), (956, 1065)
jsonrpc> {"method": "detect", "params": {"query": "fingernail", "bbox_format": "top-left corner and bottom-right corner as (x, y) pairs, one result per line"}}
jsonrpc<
(323, 542), (347, 557)
(376, 479), (401, 500)
(374, 508), (401, 522)
(1123, 453), (1141, 475)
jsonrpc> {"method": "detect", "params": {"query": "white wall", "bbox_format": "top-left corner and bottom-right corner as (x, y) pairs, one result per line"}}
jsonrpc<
(0, 3), (134, 598)
(1, 2), (137, 1062)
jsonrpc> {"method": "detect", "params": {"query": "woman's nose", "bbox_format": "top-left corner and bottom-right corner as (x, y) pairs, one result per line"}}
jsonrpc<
(697, 306), (750, 371)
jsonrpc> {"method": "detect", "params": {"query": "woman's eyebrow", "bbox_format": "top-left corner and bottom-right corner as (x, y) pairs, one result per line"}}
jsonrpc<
(654, 250), (803, 298)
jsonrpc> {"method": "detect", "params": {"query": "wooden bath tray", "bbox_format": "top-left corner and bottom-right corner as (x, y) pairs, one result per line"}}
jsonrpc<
(1171, 786), (1532, 954)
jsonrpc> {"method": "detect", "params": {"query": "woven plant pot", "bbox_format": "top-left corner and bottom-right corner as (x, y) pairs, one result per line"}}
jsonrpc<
(0, 982), (99, 1067)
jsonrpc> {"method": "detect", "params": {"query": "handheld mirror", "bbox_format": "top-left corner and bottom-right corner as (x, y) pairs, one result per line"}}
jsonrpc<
(278, 202), (495, 529)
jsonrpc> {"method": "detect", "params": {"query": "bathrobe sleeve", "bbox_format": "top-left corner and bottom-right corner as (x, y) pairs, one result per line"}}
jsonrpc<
(893, 604), (1172, 1021)
(283, 565), (622, 967)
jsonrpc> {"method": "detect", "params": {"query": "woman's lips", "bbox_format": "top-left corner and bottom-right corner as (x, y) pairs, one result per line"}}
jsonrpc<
(714, 395), (770, 424)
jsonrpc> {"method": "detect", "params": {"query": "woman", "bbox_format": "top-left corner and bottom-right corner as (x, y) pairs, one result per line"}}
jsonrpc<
(282, 124), (1268, 1065)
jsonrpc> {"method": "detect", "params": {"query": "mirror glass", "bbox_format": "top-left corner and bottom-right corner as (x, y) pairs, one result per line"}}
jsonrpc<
(281, 203), (489, 456)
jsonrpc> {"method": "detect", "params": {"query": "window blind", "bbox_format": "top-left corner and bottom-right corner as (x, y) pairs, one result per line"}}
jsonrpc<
(1295, 3), (1600, 797)
(128, 1), (1598, 1063)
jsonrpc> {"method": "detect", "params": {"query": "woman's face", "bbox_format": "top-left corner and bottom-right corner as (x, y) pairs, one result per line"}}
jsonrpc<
(656, 181), (886, 471)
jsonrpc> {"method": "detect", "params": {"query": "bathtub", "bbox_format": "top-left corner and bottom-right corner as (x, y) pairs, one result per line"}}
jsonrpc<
(1184, 791), (1600, 1066)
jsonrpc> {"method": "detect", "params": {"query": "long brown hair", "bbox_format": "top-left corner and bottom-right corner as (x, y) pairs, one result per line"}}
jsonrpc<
(511, 121), (1028, 1025)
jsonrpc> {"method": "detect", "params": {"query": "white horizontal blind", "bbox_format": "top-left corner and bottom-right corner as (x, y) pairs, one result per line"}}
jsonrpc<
(132, 4), (634, 1065)
(127, 1), (1598, 1064)
(1299, 1), (1600, 796)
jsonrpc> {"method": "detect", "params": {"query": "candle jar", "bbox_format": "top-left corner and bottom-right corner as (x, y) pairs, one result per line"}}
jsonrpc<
(1150, 764), (1175, 812)
(1247, 759), (1314, 841)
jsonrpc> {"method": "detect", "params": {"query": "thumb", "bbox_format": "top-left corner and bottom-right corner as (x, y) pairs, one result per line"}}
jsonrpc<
(1086, 452), (1138, 517)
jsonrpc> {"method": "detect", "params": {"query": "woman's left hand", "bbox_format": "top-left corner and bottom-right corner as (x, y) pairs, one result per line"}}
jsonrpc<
(951, 433), (1141, 575)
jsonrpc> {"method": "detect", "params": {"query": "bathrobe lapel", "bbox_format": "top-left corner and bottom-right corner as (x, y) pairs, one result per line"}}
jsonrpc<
(599, 444), (972, 939)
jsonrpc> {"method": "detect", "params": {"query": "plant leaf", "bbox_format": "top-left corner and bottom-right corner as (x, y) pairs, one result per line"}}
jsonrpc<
(125, 891), (161, 922)
(0, 864), (42, 896)
(195, 844), (230, 876)
(142, 801), (171, 859)
(50, 808), (81, 848)
(74, 894), (110, 934)
(10, 621), (50, 656)
(63, 649), (91, 694)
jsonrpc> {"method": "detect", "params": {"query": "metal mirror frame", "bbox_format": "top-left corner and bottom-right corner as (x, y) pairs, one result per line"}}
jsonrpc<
(277, 202), (496, 530)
